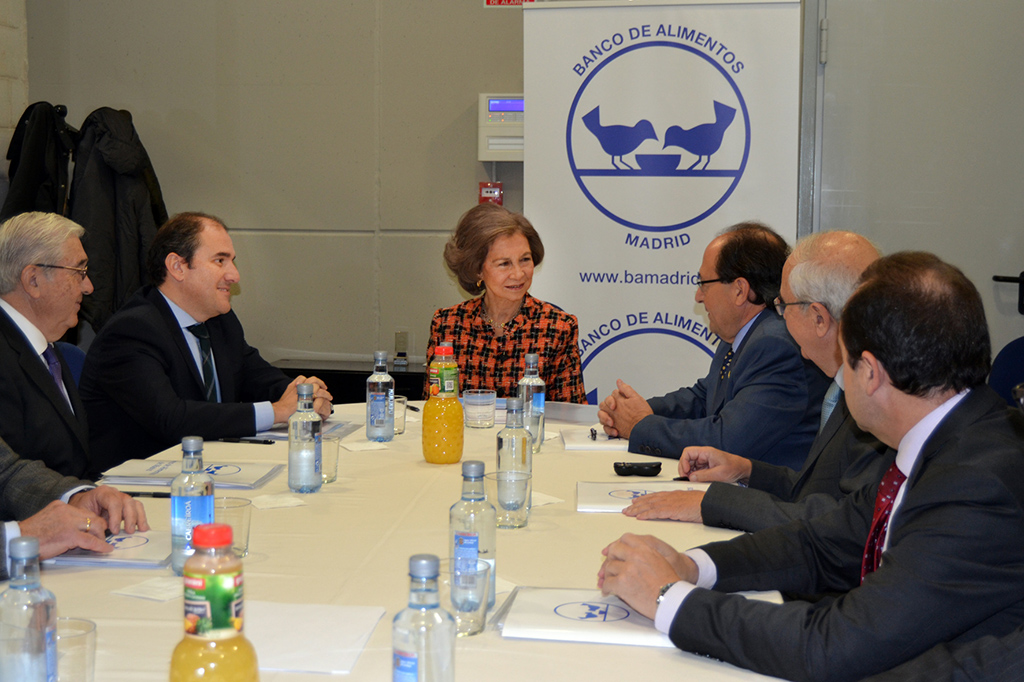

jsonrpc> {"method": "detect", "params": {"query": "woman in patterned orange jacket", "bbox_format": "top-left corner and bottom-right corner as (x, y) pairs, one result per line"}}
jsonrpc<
(425, 203), (587, 403)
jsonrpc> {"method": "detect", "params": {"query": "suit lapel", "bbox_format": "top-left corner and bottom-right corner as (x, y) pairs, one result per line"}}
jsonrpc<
(709, 310), (769, 414)
(791, 393), (849, 487)
(1, 311), (88, 450)
(149, 288), (207, 395)
(906, 387), (996, 484)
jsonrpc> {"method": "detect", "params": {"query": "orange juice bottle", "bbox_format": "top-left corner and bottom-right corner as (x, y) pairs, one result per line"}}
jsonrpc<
(422, 344), (464, 464)
(170, 523), (258, 681)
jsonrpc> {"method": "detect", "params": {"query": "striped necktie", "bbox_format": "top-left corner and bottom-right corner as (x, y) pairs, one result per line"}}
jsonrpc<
(186, 323), (217, 402)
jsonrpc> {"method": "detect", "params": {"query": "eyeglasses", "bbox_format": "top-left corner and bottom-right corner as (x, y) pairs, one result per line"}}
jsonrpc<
(34, 263), (89, 281)
(694, 275), (725, 290)
(773, 295), (813, 316)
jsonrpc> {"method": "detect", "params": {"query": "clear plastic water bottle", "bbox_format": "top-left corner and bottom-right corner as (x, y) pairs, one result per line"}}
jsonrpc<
(0, 537), (57, 682)
(497, 397), (532, 507)
(518, 353), (545, 453)
(449, 460), (496, 609)
(392, 554), (455, 682)
(497, 397), (532, 475)
(171, 436), (215, 575)
(288, 382), (322, 493)
(366, 350), (395, 442)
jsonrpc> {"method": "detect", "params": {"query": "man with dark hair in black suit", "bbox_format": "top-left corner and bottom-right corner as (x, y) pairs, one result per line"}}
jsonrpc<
(81, 212), (332, 475)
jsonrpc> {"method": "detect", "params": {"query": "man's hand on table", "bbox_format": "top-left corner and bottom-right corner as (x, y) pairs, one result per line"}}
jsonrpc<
(622, 490), (706, 523)
(69, 485), (150, 536)
(273, 375), (334, 422)
(680, 446), (753, 486)
(598, 533), (698, 620)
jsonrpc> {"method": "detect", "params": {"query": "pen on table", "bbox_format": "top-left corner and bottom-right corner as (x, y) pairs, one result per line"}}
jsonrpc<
(126, 491), (171, 498)
(218, 438), (276, 444)
(406, 404), (421, 412)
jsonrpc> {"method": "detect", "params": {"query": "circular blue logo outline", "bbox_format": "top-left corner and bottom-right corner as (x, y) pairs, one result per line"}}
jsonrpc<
(580, 327), (716, 373)
(554, 601), (631, 622)
(566, 40), (751, 233)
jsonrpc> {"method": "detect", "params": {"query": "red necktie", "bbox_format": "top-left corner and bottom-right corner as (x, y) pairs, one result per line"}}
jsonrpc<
(861, 462), (907, 582)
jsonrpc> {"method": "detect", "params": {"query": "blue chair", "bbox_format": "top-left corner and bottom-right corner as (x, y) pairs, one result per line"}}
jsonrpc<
(989, 336), (1024, 407)
(55, 341), (86, 387)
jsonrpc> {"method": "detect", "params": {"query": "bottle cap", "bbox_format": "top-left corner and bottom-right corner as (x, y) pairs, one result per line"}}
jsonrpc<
(9, 536), (40, 559)
(374, 350), (388, 362)
(525, 353), (539, 366)
(435, 345), (453, 357)
(506, 397), (524, 411)
(462, 460), (485, 478)
(192, 523), (233, 548)
(409, 553), (439, 578)
(181, 436), (203, 452)
(297, 383), (314, 397)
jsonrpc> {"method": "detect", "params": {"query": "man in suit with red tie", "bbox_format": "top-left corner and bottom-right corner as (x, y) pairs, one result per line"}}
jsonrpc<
(598, 252), (1024, 682)
(0, 212), (94, 478)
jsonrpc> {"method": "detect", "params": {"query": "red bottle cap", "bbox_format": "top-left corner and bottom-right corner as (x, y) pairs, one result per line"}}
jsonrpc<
(435, 346), (453, 357)
(192, 523), (233, 548)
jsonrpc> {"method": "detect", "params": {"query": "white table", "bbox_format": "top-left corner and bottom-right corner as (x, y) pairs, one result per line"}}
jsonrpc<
(30, 403), (782, 681)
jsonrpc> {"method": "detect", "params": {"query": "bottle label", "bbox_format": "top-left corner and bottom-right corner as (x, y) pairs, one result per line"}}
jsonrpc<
(532, 392), (545, 414)
(183, 569), (244, 636)
(46, 628), (57, 682)
(368, 392), (387, 425)
(171, 495), (214, 547)
(393, 650), (417, 682)
(428, 363), (459, 398)
(453, 531), (479, 563)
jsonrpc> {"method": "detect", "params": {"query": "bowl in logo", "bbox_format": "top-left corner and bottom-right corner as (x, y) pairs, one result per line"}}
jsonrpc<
(635, 154), (681, 173)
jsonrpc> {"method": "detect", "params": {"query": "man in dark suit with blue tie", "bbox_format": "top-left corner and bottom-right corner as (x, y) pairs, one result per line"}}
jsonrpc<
(622, 231), (893, 532)
(598, 222), (830, 470)
(599, 252), (1024, 682)
(80, 212), (332, 475)
(0, 212), (94, 478)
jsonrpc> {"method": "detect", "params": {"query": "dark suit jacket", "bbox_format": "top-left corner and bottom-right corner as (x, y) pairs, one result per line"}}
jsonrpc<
(668, 386), (1024, 682)
(80, 286), (292, 474)
(701, 394), (894, 533)
(630, 310), (830, 469)
(862, 623), (1024, 682)
(0, 435), (87, 580)
(0, 308), (90, 478)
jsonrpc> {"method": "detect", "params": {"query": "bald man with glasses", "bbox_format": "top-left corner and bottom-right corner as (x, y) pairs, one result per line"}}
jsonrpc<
(0, 212), (95, 478)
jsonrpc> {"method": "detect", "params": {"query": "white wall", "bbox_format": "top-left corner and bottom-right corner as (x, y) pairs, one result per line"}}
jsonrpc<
(24, 0), (524, 365)
(816, 0), (1024, 355)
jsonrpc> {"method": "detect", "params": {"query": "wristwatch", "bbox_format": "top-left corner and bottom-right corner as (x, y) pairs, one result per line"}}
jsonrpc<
(656, 581), (678, 606)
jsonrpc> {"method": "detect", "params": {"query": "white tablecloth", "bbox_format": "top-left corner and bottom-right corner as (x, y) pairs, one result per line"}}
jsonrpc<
(25, 403), (782, 681)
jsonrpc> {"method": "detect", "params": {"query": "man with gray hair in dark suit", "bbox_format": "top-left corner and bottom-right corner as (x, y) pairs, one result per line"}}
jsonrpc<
(0, 435), (148, 580)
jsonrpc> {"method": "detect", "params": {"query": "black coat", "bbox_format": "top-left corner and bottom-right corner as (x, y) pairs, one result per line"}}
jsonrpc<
(69, 107), (167, 330)
(0, 102), (76, 221)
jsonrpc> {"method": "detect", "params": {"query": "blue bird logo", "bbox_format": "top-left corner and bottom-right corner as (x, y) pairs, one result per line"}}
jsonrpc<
(582, 106), (658, 170)
(663, 101), (736, 170)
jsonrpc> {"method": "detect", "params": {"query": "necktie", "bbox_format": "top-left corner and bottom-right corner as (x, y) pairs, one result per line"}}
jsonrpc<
(42, 344), (66, 394)
(187, 323), (217, 402)
(718, 347), (734, 380)
(861, 462), (907, 582)
(818, 381), (842, 433)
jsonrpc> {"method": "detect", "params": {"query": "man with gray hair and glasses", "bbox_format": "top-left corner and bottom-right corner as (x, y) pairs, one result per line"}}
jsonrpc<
(622, 231), (893, 533)
(0, 212), (94, 478)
